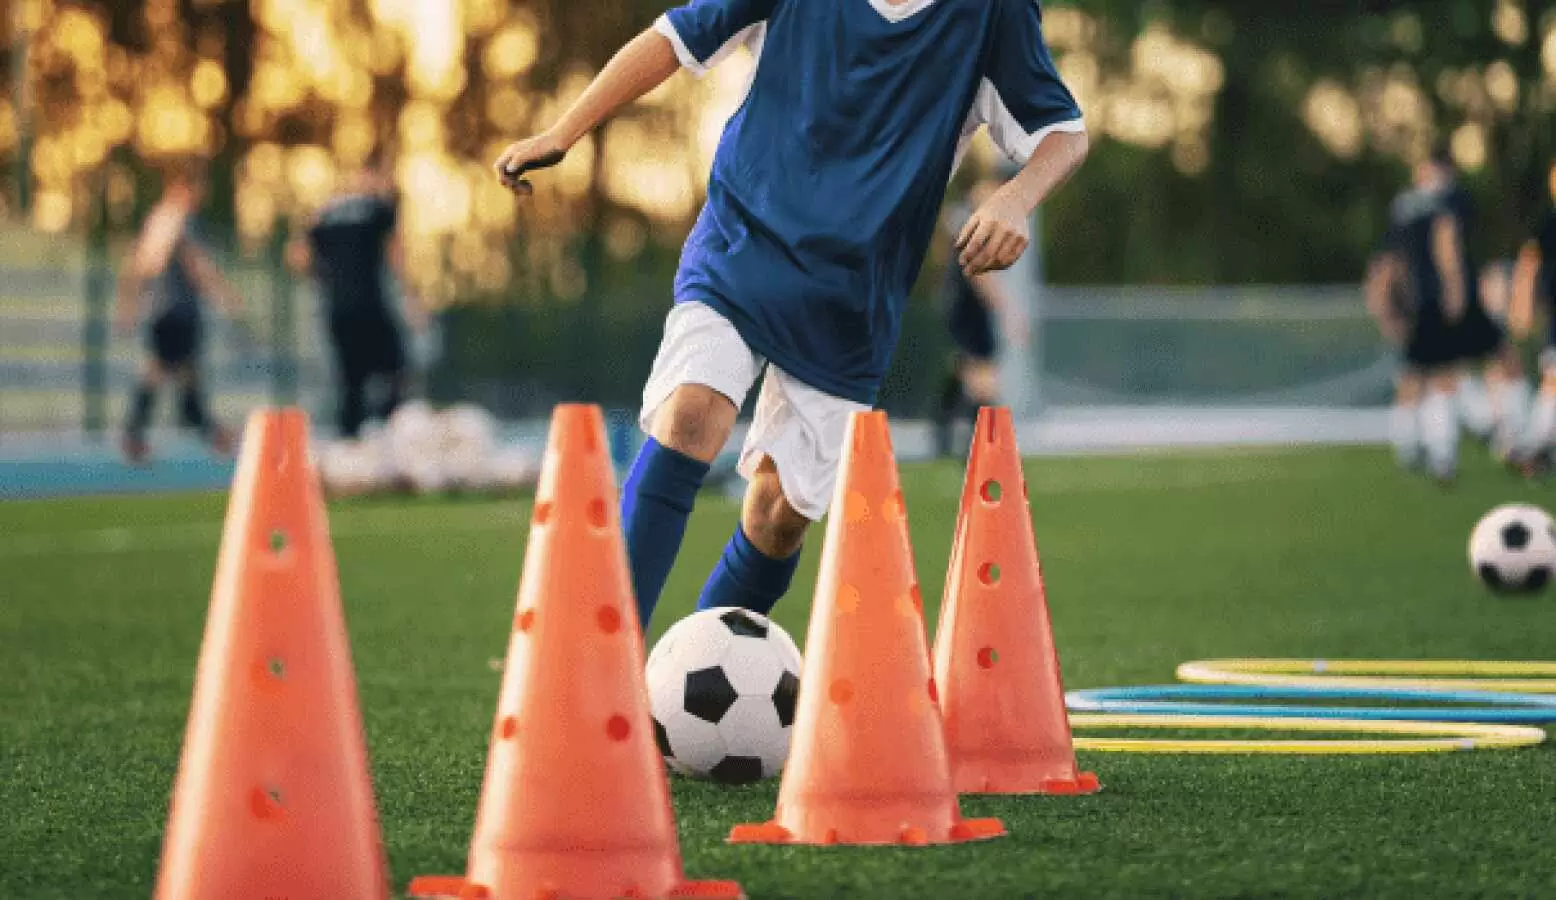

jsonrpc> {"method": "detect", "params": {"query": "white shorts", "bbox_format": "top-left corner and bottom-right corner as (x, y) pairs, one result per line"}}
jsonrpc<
(640, 302), (871, 521)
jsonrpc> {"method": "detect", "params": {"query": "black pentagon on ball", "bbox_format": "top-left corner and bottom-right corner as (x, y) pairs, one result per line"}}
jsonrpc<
(1523, 567), (1552, 593)
(1478, 563), (1509, 591)
(684, 667), (739, 723)
(1501, 521), (1532, 550)
(653, 716), (672, 758)
(719, 608), (768, 639)
(772, 670), (799, 728)
(709, 755), (765, 785)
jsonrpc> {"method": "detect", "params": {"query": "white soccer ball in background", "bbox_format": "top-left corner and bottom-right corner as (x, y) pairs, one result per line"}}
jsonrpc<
(485, 446), (541, 493)
(647, 607), (803, 784)
(317, 438), (385, 497)
(386, 400), (447, 495)
(1469, 503), (1556, 594)
(440, 403), (499, 490)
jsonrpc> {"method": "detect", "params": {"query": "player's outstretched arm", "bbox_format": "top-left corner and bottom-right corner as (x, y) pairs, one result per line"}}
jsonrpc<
(1364, 254), (1405, 345)
(182, 244), (244, 316)
(957, 131), (1088, 277)
(1510, 241), (1542, 340)
(494, 29), (681, 195)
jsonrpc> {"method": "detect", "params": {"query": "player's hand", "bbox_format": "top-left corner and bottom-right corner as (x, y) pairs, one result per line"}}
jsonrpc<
(957, 189), (1030, 277)
(494, 133), (569, 196)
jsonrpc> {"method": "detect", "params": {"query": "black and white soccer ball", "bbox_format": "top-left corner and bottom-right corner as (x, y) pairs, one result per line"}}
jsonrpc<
(646, 607), (802, 784)
(1469, 503), (1556, 594)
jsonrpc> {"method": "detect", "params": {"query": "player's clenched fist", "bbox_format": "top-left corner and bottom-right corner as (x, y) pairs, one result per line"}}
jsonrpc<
(956, 189), (1031, 278)
(493, 133), (568, 196)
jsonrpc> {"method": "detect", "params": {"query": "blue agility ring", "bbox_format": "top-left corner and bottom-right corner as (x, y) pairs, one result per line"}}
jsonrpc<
(1065, 683), (1556, 724)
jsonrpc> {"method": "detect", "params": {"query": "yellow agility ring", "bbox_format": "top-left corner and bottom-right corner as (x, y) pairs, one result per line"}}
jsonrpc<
(1177, 659), (1556, 694)
(1070, 713), (1547, 754)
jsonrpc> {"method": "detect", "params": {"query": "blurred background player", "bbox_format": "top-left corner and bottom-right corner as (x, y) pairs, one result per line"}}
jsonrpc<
(1509, 163), (1556, 470)
(934, 172), (1027, 458)
(1421, 147), (1530, 461)
(1381, 147), (1526, 481)
(288, 151), (425, 439)
(113, 166), (243, 463)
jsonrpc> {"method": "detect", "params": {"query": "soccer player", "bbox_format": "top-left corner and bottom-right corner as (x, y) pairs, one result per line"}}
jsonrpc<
(288, 152), (424, 439)
(1509, 164), (1556, 467)
(114, 168), (242, 463)
(1383, 148), (1525, 481)
(1420, 148), (1529, 460)
(494, 0), (1087, 626)
(934, 173), (1026, 458)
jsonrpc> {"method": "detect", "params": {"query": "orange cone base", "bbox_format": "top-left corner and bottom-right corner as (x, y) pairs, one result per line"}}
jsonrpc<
(729, 814), (1005, 847)
(408, 873), (745, 899)
(956, 761), (1102, 796)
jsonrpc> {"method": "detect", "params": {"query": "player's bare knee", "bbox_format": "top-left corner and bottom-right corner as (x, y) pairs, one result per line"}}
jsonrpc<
(653, 385), (735, 462)
(743, 467), (809, 558)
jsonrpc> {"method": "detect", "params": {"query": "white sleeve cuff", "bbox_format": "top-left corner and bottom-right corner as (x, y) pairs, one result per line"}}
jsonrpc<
(654, 14), (708, 77)
(1011, 117), (1088, 163)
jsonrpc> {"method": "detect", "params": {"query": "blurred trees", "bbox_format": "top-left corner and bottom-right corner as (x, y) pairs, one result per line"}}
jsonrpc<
(3, 0), (1555, 287)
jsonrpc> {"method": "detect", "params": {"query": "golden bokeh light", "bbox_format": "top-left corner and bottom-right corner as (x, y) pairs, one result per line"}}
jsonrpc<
(7, 0), (1523, 300)
(1304, 80), (1364, 159)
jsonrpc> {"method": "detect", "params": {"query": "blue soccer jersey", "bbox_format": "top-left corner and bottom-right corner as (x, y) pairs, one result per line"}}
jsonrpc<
(656, 0), (1082, 403)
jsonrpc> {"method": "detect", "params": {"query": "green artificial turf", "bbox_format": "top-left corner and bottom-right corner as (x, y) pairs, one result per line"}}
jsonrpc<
(4, 446), (1556, 898)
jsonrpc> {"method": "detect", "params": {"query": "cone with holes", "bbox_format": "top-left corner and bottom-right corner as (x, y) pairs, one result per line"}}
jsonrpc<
(154, 408), (389, 900)
(931, 407), (1099, 796)
(729, 411), (1004, 847)
(409, 404), (742, 900)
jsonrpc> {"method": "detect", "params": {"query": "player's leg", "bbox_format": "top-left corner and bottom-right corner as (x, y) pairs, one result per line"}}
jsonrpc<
(623, 302), (761, 627)
(694, 454), (808, 616)
(123, 355), (166, 463)
(369, 314), (410, 425)
(1486, 342), (1531, 461)
(1420, 368), (1460, 482)
(696, 366), (868, 615)
(933, 353), (967, 458)
(329, 314), (370, 438)
(171, 365), (234, 454)
(1519, 348), (1556, 469)
(1389, 370), (1424, 471)
(1455, 368), (1495, 441)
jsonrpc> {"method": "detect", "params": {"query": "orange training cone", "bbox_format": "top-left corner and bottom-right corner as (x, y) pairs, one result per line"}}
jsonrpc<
(155, 408), (389, 900)
(932, 407), (1099, 796)
(729, 411), (1004, 846)
(409, 404), (742, 900)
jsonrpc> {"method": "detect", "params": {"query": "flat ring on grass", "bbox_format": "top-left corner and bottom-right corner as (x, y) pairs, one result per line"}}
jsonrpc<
(1069, 713), (1547, 754)
(1066, 684), (1556, 724)
(1177, 659), (1556, 694)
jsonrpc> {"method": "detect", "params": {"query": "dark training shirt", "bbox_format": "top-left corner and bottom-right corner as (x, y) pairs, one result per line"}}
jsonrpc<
(308, 193), (398, 318)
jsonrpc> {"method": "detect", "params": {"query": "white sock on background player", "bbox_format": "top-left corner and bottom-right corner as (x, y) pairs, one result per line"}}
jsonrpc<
(1491, 378), (1532, 460)
(1420, 390), (1458, 479)
(1389, 403), (1421, 470)
(1456, 375), (1495, 440)
(1522, 392), (1556, 459)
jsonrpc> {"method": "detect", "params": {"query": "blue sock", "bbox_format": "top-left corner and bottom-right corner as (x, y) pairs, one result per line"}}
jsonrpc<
(696, 525), (801, 617)
(621, 437), (710, 628)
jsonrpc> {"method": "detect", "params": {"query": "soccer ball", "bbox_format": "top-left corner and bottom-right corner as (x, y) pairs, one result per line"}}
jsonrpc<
(440, 404), (498, 491)
(1469, 503), (1556, 594)
(646, 607), (803, 784)
(317, 438), (386, 497)
(385, 401), (448, 494)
